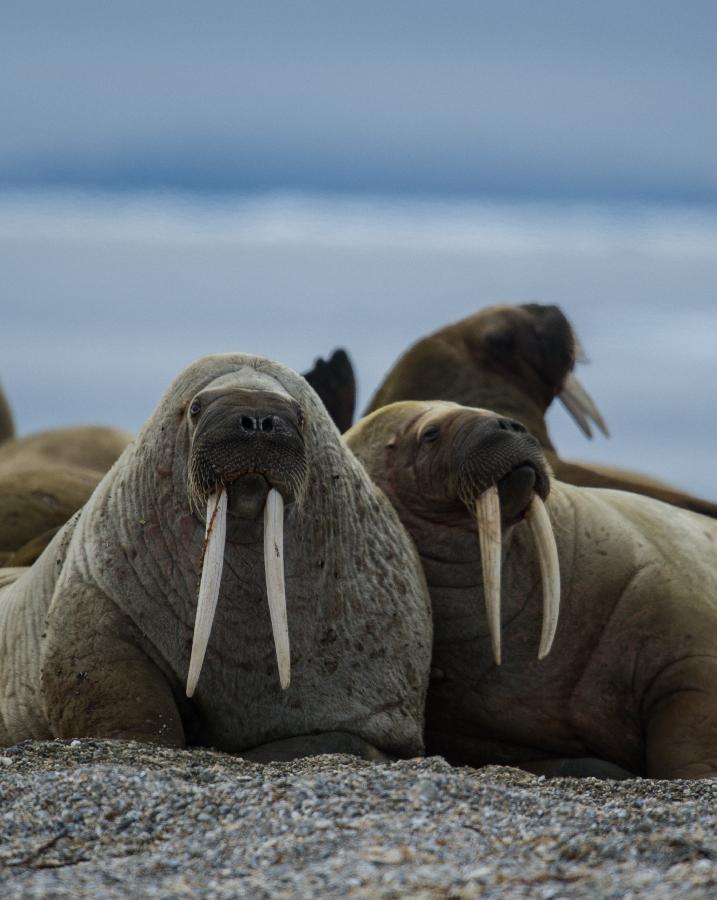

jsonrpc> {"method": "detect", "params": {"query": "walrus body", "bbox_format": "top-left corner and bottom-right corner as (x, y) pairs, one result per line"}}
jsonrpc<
(346, 401), (717, 778)
(0, 355), (431, 758)
(365, 304), (717, 517)
(0, 426), (132, 565)
(0, 425), (133, 474)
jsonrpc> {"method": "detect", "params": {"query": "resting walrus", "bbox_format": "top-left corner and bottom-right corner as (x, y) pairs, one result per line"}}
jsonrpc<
(346, 400), (717, 778)
(0, 355), (431, 759)
(0, 426), (133, 565)
(364, 304), (717, 517)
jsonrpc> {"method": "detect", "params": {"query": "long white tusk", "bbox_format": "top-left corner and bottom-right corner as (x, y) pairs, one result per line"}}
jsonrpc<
(559, 372), (610, 439)
(475, 485), (502, 666)
(573, 333), (589, 364)
(186, 488), (228, 698)
(264, 487), (291, 690)
(527, 496), (561, 659)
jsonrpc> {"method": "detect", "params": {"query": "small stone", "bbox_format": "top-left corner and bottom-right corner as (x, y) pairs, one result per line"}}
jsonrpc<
(364, 846), (407, 864)
(409, 778), (440, 803)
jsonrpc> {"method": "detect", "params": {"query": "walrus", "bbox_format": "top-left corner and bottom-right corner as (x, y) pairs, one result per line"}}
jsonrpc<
(0, 350), (355, 567)
(345, 400), (717, 779)
(0, 426), (133, 565)
(0, 383), (14, 443)
(0, 354), (431, 759)
(364, 303), (717, 517)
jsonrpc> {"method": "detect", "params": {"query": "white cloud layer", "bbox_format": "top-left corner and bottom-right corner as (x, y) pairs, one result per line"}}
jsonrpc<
(2, 190), (716, 499)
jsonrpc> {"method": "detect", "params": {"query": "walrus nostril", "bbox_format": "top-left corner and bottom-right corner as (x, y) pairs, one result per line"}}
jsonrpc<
(260, 416), (275, 433)
(240, 415), (257, 432)
(496, 417), (527, 434)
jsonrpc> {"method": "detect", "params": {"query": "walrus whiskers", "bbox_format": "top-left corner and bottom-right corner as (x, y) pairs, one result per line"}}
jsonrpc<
(264, 488), (291, 690)
(475, 485), (502, 666)
(527, 496), (561, 659)
(186, 488), (228, 698)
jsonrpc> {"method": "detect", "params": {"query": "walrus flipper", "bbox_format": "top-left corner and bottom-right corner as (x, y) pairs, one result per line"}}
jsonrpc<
(242, 731), (392, 763)
(302, 349), (356, 433)
(41, 581), (185, 747)
(643, 654), (717, 779)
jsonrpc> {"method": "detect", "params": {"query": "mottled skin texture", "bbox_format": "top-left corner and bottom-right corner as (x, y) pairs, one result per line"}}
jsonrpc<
(0, 355), (431, 759)
(346, 401), (717, 779)
(365, 303), (717, 517)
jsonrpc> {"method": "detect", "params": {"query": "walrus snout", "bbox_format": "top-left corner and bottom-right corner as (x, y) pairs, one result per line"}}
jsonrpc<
(455, 414), (550, 508)
(187, 388), (308, 515)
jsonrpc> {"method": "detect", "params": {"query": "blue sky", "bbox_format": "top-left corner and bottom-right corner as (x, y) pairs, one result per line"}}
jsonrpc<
(2, 1), (716, 201)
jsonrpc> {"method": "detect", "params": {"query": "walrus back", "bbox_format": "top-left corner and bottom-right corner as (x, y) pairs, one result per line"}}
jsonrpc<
(0, 522), (78, 745)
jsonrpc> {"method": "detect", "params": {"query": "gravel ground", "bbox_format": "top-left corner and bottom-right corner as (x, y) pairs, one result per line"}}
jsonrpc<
(0, 740), (715, 898)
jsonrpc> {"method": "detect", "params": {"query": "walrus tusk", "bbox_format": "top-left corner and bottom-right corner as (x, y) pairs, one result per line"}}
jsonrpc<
(475, 485), (502, 666)
(264, 487), (291, 690)
(186, 488), (228, 698)
(527, 496), (561, 659)
(559, 372), (609, 439)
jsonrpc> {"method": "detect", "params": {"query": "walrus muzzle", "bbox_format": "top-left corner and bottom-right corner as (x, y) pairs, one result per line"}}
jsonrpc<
(457, 417), (560, 666)
(185, 390), (307, 697)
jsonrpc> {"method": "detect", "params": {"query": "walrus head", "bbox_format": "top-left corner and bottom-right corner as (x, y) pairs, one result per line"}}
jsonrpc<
(365, 303), (608, 449)
(184, 369), (309, 697)
(347, 400), (561, 666)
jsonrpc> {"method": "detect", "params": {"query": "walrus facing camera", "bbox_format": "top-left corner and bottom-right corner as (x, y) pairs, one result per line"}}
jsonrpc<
(187, 388), (308, 519)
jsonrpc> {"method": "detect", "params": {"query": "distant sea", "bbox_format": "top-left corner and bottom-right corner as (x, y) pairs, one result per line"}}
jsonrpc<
(2, 189), (716, 499)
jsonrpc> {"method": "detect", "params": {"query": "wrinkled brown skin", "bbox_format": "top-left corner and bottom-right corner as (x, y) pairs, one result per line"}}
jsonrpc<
(365, 303), (717, 518)
(346, 400), (717, 779)
(0, 427), (132, 564)
(0, 355), (431, 761)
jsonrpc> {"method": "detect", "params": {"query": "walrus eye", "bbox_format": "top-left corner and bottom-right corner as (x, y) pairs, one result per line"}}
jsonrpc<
(421, 425), (440, 444)
(189, 400), (202, 417)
